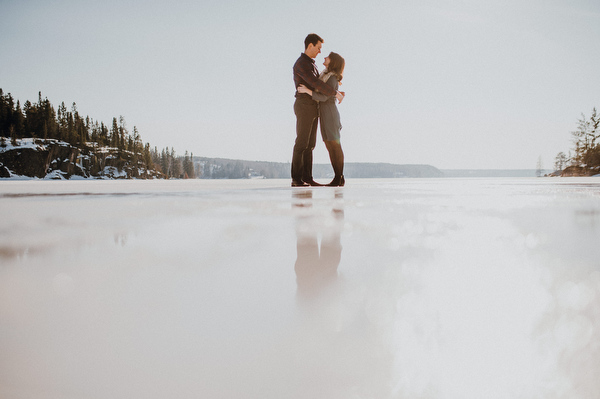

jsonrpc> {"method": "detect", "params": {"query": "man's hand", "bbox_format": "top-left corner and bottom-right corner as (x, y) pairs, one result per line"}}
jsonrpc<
(336, 91), (345, 104)
(297, 84), (312, 95)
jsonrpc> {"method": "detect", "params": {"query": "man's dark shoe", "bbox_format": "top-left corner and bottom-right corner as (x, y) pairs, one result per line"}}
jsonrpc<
(291, 180), (310, 187)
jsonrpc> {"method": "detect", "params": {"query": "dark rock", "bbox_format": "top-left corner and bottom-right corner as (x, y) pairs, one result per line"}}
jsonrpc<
(0, 139), (163, 179)
(0, 164), (10, 178)
(561, 165), (596, 177)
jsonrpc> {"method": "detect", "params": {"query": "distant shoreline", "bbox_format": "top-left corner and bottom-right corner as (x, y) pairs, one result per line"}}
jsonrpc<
(2, 139), (595, 180)
(440, 169), (550, 178)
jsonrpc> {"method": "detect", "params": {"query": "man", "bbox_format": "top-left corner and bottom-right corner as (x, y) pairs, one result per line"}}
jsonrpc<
(291, 33), (344, 187)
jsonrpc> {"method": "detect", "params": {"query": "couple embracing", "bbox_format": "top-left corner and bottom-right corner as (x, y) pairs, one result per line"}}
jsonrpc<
(291, 33), (346, 187)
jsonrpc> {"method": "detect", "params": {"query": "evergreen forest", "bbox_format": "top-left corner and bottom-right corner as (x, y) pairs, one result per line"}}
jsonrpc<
(554, 108), (600, 176)
(0, 89), (195, 178)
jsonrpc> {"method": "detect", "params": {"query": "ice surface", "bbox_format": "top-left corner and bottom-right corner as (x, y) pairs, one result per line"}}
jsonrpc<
(1, 178), (600, 399)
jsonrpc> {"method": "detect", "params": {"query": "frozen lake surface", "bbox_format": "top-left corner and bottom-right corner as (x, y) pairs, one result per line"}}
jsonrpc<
(1, 178), (600, 399)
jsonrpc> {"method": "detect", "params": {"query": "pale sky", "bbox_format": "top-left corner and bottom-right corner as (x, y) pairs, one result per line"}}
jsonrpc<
(2, 0), (599, 169)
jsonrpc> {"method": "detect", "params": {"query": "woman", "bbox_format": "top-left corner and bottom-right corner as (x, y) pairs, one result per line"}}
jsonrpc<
(297, 52), (345, 187)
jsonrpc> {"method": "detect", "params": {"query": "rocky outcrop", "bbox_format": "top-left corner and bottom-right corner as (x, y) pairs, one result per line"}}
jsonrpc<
(560, 165), (599, 177)
(0, 138), (163, 179)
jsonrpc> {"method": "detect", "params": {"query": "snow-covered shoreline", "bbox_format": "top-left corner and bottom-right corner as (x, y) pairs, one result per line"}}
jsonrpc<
(0, 137), (161, 179)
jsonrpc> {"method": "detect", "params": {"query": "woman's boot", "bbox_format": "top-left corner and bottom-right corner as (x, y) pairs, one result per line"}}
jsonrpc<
(326, 141), (345, 187)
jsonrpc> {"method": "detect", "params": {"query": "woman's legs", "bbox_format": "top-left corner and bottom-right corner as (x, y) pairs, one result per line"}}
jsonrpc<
(324, 140), (345, 186)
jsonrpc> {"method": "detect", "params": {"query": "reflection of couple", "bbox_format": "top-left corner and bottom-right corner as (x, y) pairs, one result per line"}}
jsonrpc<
(293, 190), (344, 299)
(291, 33), (346, 187)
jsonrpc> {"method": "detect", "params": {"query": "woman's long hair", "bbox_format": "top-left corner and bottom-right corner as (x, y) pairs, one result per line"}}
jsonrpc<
(327, 52), (345, 83)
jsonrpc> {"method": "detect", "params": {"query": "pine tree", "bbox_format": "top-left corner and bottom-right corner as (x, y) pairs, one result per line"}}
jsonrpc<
(118, 115), (127, 151)
(23, 100), (34, 136)
(144, 143), (153, 169)
(161, 148), (169, 176)
(0, 89), (8, 135)
(13, 100), (25, 138)
(41, 96), (57, 139)
(132, 126), (141, 153)
(183, 151), (195, 178)
(110, 117), (119, 148)
(171, 148), (182, 178)
(571, 108), (600, 169)
(2, 93), (16, 137)
(100, 122), (108, 146)
(57, 102), (68, 141)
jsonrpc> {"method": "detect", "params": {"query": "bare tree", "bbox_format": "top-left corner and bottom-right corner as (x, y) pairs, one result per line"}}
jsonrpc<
(554, 152), (567, 171)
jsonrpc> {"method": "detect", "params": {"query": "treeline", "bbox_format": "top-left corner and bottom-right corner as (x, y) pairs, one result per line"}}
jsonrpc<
(0, 89), (194, 178)
(195, 157), (289, 179)
(152, 148), (196, 179)
(553, 108), (600, 175)
(194, 158), (443, 179)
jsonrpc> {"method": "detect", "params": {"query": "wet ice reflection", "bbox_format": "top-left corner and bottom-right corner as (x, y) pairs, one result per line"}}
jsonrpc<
(0, 178), (599, 398)
(293, 189), (344, 299)
(291, 188), (393, 398)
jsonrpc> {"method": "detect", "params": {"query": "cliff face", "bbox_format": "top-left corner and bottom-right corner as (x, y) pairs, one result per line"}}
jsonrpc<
(0, 138), (162, 179)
